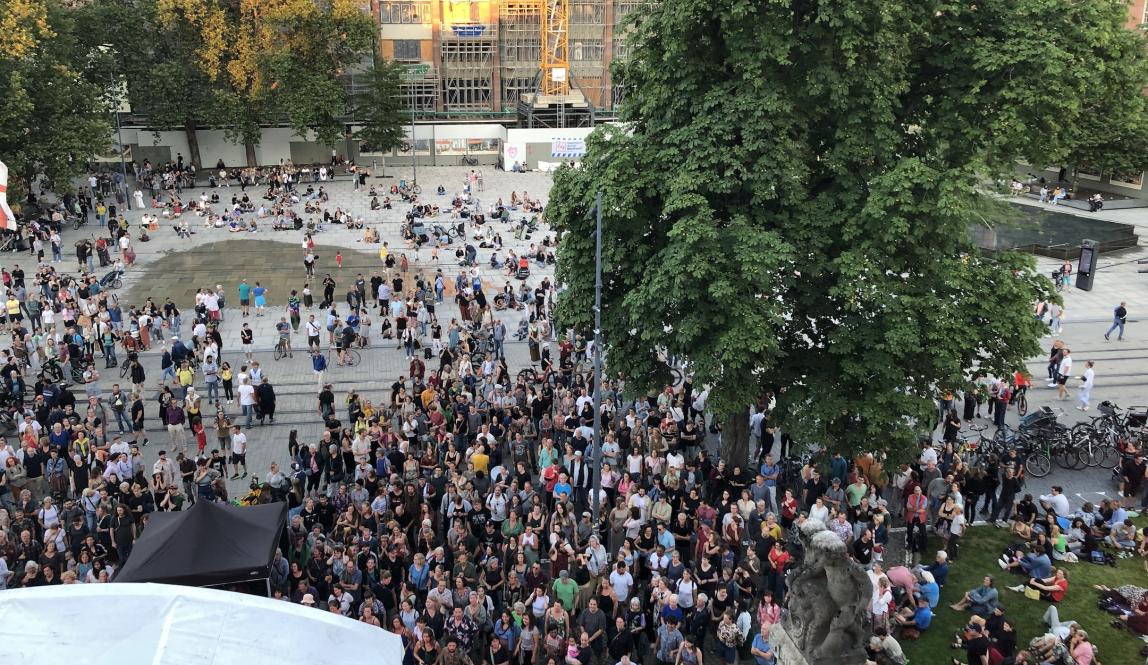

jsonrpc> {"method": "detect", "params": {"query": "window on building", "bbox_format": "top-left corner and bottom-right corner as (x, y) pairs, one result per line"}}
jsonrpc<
(379, 1), (430, 24)
(393, 40), (422, 61)
(571, 40), (604, 61)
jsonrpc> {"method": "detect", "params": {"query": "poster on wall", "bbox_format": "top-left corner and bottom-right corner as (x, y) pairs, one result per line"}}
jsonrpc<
(1110, 170), (1144, 189)
(551, 138), (586, 158)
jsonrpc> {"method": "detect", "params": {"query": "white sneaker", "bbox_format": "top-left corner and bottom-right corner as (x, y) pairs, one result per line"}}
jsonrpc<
(998, 559), (1008, 570)
(1046, 383), (1056, 387)
(1010, 585), (1024, 593)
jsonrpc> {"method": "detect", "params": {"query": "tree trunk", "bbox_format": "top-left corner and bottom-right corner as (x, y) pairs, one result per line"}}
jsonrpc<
(244, 140), (258, 167)
(720, 406), (750, 468)
(184, 119), (202, 171)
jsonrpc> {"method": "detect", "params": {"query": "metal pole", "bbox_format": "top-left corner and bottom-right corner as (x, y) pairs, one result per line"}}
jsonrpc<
(410, 95), (417, 186)
(110, 60), (130, 210)
(115, 108), (129, 210)
(591, 190), (603, 523)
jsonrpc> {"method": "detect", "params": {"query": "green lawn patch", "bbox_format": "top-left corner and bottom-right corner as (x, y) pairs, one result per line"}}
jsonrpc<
(901, 524), (1148, 665)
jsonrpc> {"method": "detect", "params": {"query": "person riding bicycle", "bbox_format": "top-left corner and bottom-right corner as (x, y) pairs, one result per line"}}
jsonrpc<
(275, 317), (293, 358)
(339, 322), (356, 366)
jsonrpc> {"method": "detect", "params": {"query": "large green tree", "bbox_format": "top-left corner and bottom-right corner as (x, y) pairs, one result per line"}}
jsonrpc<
(352, 58), (409, 159)
(548, 0), (1147, 464)
(0, 0), (112, 200)
(156, 0), (376, 166)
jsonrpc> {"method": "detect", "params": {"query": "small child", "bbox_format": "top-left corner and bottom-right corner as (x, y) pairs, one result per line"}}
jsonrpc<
(335, 251), (343, 269)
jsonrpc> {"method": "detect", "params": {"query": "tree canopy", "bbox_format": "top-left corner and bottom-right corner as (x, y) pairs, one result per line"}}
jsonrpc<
(0, 0), (113, 200)
(547, 0), (1148, 462)
(154, 0), (376, 164)
(353, 58), (409, 157)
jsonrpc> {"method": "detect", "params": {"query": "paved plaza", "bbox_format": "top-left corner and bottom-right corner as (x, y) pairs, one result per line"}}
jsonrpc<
(10, 173), (1148, 505)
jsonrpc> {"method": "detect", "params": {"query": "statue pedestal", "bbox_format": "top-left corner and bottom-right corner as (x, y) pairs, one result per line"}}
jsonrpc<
(768, 624), (808, 665)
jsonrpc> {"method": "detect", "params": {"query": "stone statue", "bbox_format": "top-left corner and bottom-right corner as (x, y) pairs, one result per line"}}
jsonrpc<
(782, 519), (873, 665)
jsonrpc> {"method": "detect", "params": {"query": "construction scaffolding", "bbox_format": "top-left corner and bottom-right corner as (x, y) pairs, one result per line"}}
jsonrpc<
(441, 30), (497, 111)
(500, 1), (543, 109)
(375, 0), (629, 122)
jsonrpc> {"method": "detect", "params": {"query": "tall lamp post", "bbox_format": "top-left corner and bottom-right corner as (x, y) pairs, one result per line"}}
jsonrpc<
(591, 190), (603, 523)
(99, 45), (131, 210)
(409, 89), (418, 187)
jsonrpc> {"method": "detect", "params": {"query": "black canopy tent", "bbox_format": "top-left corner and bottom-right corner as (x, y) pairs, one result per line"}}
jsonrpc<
(113, 501), (288, 594)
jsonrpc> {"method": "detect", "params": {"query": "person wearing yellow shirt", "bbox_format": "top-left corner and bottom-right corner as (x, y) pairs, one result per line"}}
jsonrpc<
(5, 295), (21, 323)
(471, 443), (490, 474)
(176, 361), (195, 398)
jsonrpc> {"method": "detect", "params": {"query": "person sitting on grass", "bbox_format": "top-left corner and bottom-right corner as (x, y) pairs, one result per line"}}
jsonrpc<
(1006, 569), (1068, 603)
(915, 570), (939, 609)
(948, 576), (999, 616)
(1107, 518), (1138, 551)
(1010, 494), (1039, 539)
(999, 545), (1051, 580)
(891, 597), (932, 640)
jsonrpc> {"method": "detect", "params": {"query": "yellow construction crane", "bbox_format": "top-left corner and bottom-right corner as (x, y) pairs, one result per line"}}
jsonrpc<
(540, 0), (570, 96)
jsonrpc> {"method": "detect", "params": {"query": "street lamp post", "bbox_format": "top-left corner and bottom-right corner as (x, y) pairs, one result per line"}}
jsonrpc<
(100, 45), (130, 210)
(409, 92), (418, 187)
(591, 190), (603, 523)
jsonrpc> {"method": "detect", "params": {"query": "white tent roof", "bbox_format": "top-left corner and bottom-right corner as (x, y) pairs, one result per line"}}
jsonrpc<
(0, 583), (404, 665)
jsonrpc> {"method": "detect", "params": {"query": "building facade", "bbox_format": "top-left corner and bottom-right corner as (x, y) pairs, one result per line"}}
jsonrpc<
(369, 0), (647, 120)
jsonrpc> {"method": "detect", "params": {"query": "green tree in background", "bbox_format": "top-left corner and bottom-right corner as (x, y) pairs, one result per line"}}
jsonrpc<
(0, 0), (112, 200)
(353, 59), (409, 160)
(156, 0), (376, 166)
(547, 0), (1147, 464)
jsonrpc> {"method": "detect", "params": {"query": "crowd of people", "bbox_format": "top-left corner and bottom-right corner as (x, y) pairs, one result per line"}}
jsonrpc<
(2, 167), (1148, 665)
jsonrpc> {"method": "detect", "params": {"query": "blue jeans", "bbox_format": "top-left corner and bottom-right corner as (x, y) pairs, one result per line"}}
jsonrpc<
(161, 366), (176, 384)
(1106, 321), (1125, 339)
(243, 404), (254, 427)
(206, 381), (219, 402)
(113, 409), (131, 433)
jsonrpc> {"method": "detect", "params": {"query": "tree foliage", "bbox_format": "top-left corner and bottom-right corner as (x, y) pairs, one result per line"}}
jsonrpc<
(353, 58), (409, 155)
(0, 0), (112, 199)
(548, 0), (1146, 462)
(155, 0), (376, 161)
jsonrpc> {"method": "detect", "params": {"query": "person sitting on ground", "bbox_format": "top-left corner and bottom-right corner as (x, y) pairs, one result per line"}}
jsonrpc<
(891, 597), (932, 640)
(1000, 545), (1052, 580)
(949, 576), (999, 616)
(924, 550), (949, 587)
(1010, 494), (1039, 539)
(1007, 569), (1068, 604)
(1107, 518), (1139, 550)
(1038, 486), (1070, 517)
(916, 571), (940, 609)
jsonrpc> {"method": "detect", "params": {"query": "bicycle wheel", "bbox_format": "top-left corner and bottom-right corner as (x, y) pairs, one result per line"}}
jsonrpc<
(112, 277), (122, 289)
(346, 349), (361, 367)
(274, 344), (285, 361)
(119, 363), (130, 379)
(1093, 443), (1119, 469)
(1025, 452), (1052, 478)
(1052, 443), (1077, 470)
(1016, 393), (1028, 416)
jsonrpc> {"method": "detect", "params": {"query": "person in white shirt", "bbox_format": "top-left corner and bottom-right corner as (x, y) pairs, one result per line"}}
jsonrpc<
(608, 562), (634, 602)
(1054, 350), (1072, 400)
(1039, 486), (1071, 517)
(230, 425), (248, 479)
(918, 441), (938, 468)
(1076, 360), (1095, 411)
(237, 379), (257, 428)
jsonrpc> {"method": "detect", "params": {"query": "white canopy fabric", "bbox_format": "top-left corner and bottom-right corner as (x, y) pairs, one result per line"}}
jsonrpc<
(0, 583), (404, 665)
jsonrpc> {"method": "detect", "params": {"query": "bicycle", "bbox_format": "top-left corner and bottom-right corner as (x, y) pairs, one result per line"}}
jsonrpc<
(1015, 390), (1028, 416)
(273, 338), (291, 361)
(460, 154), (479, 166)
(327, 345), (361, 367)
(956, 423), (989, 464)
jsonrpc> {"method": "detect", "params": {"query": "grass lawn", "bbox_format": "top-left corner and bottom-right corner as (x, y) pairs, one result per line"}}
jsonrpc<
(900, 524), (1148, 665)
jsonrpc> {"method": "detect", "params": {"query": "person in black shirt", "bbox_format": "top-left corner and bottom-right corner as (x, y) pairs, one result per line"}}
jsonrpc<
(962, 623), (991, 665)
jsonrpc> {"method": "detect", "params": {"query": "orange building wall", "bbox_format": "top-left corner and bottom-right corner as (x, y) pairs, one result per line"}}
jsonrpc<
(1127, 0), (1147, 29)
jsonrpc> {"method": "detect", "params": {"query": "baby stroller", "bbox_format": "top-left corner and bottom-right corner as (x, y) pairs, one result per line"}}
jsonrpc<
(514, 319), (529, 341)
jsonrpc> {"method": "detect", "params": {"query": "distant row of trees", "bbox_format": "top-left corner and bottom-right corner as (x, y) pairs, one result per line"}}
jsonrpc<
(0, 0), (408, 199)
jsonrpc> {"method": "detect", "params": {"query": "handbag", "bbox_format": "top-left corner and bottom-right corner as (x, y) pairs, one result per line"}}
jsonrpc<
(1023, 586), (1040, 600)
